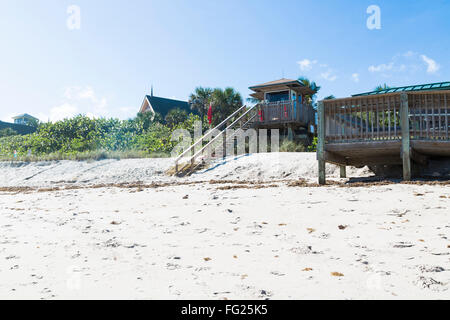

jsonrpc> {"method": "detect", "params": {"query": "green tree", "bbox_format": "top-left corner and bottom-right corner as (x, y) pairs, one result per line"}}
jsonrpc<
(211, 87), (243, 126)
(165, 108), (188, 128)
(375, 84), (390, 91)
(189, 87), (213, 123)
(27, 118), (40, 128)
(298, 77), (321, 104)
(0, 128), (18, 138)
(134, 111), (162, 132)
(324, 95), (336, 100)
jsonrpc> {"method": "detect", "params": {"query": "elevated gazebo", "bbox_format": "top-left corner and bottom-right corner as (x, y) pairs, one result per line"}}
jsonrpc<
(249, 78), (316, 140)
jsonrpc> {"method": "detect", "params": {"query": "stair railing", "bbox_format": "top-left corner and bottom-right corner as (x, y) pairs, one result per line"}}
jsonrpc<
(174, 104), (253, 172)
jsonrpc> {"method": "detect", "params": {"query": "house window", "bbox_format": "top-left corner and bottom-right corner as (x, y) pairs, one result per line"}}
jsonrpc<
(266, 91), (290, 103)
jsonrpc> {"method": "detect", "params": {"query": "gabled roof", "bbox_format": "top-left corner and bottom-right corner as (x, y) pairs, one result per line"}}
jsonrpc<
(250, 78), (300, 89)
(352, 81), (450, 97)
(141, 95), (191, 118)
(249, 78), (315, 100)
(11, 113), (39, 120)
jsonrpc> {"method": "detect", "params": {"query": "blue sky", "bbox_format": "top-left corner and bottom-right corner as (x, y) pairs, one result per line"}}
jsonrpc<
(0, 0), (449, 122)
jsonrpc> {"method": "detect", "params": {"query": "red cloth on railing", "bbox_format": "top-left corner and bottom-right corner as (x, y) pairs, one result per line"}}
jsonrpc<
(284, 105), (288, 118)
(258, 109), (264, 122)
(207, 103), (213, 125)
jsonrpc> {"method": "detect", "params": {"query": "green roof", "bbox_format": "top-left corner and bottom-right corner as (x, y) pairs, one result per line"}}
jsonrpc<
(145, 95), (191, 118)
(352, 81), (450, 97)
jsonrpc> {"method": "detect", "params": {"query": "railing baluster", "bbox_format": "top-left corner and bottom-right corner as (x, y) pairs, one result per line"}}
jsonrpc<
(394, 98), (397, 138)
(388, 97), (391, 139)
(426, 94), (430, 139)
(360, 99), (363, 140)
(431, 94), (435, 139)
(366, 98), (369, 140)
(347, 101), (351, 141)
(446, 94), (449, 140)
(371, 99), (374, 139)
(377, 98), (380, 140)
(438, 94), (442, 140)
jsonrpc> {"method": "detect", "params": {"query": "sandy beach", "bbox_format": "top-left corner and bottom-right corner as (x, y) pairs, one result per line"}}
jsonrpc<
(0, 153), (449, 299)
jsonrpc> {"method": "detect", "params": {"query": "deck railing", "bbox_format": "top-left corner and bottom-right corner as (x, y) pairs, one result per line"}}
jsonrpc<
(257, 101), (315, 126)
(409, 92), (450, 140)
(322, 91), (450, 143)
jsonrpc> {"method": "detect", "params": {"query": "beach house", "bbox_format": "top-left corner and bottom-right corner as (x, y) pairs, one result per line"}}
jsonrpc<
(12, 114), (39, 126)
(139, 91), (192, 119)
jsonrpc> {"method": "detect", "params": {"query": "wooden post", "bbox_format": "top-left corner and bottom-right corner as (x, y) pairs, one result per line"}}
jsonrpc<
(317, 101), (326, 185)
(222, 129), (227, 160)
(340, 165), (347, 178)
(288, 126), (294, 141)
(400, 93), (411, 181)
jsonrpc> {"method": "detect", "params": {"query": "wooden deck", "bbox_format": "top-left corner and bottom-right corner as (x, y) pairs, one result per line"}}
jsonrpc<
(317, 91), (450, 183)
(252, 101), (315, 129)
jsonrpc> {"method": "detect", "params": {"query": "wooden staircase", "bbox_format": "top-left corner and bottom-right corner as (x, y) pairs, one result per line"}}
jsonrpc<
(174, 104), (259, 175)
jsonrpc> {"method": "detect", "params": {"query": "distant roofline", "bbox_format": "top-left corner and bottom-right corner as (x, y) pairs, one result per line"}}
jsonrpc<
(11, 113), (39, 120)
(145, 95), (189, 104)
(352, 81), (450, 97)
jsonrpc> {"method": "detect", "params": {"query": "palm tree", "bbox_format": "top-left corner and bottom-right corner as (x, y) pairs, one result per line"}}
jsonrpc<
(374, 84), (390, 92)
(298, 77), (321, 104)
(211, 87), (243, 126)
(189, 87), (213, 123)
(164, 108), (188, 128)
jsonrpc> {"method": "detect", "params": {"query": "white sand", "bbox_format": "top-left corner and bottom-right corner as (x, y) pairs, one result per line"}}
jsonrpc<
(0, 153), (449, 299)
(0, 153), (370, 187)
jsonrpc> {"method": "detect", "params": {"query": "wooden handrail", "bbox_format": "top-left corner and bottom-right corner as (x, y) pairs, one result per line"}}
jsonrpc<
(175, 105), (248, 161)
(174, 104), (254, 172)
(187, 105), (257, 165)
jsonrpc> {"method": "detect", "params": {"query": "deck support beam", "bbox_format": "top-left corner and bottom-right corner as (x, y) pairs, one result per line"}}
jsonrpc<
(318, 101), (326, 185)
(287, 126), (294, 141)
(222, 128), (227, 160)
(400, 93), (411, 181)
(340, 166), (347, 178)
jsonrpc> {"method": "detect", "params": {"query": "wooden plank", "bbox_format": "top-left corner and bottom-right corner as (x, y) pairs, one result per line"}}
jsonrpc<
(400, 93), (411, 181)
(426, 94), (430, 139)
(394, 98), (397, 137)
(371, 100), (374, 139)
(376, 97), (379, 140)
(347, 155), (403, 167)
(438, 94), (442, 139)
(382, 97), (386, 139)
(324, 151), (347, 166)
(317, 101), (326, 185)
(340, 166), (347, 178)
(325, 140), (401, 153)
(387, 97), (391, 140)
(365, 98), (368, 140)
(446, 94), (449, 139)
(360, 99), (364, 140)
(431, 94), (435, 139)
(410, 148), (428, 166)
